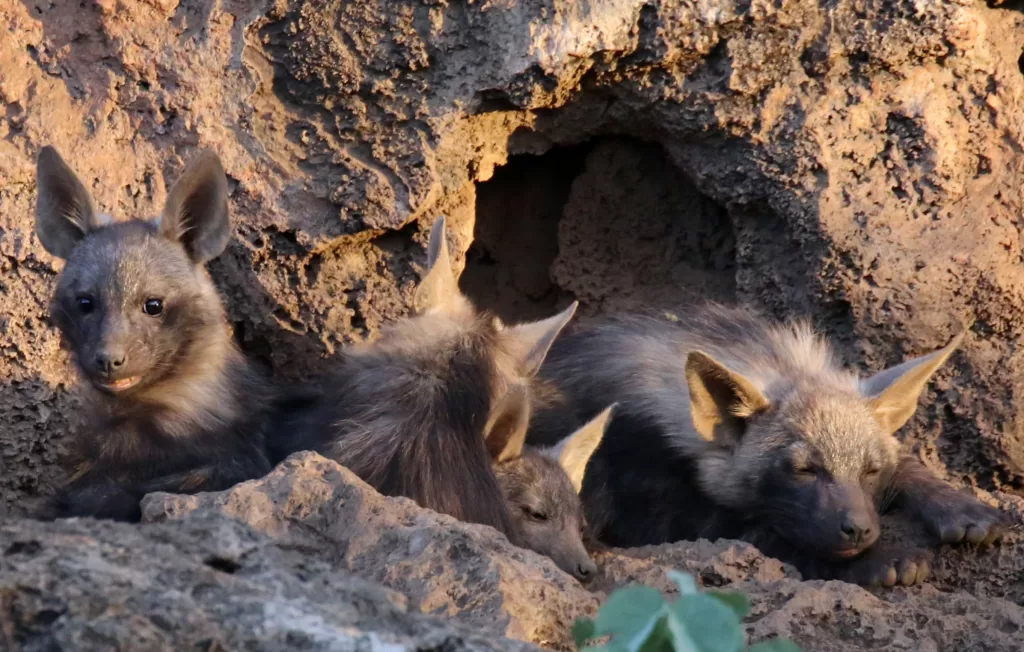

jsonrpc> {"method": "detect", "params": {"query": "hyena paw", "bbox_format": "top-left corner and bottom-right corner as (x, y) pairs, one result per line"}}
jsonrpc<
(58, 484), (142, 522)
(827, 546), (931, 588)
(922, 493), (1010, 547)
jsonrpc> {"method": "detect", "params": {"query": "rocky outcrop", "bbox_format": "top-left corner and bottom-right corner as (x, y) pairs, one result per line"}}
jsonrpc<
(5, 451), (1016, 652)
(142, 453), (599, 650)
(0, 513), (539, 652)
(5, 0), (1024, 649)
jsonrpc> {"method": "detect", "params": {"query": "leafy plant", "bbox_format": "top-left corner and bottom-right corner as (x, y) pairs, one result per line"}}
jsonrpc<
(573, 571), (801, 652)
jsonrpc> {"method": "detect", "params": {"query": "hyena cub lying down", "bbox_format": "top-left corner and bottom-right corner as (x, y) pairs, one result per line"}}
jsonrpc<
(270, 216), (610, 581)
(529, 305), (1010, 586)
(35, 147), (273, 521)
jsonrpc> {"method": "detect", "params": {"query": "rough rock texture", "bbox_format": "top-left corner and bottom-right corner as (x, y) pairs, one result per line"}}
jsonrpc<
(5, 0), (1024, 649)
(135, 452), (1024, 652)
(600, 543), (1024, 652)
(0, 513), (540, 652)
(142, 452), (600, 650)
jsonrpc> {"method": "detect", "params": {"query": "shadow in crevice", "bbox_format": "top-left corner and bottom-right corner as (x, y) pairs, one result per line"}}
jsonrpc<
(462, 136), (738, 325)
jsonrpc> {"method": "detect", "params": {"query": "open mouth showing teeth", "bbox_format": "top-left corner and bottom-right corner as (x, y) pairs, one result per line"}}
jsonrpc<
(97, 376), (141, 392)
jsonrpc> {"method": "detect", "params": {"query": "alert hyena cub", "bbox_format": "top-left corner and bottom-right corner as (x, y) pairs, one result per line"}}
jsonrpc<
(35, 147), (272, 521)
(528, 304), (1010, 587)
(270, 216), (605, 581)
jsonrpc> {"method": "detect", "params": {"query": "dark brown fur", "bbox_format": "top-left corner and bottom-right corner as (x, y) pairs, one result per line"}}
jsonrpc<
(529, 304), (1010, 586)
(34, 147), (272, 522)
(269, 216), (603, 580)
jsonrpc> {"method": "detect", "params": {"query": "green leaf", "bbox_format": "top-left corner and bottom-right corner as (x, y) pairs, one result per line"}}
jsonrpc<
(663, 606), (699, 652)
(706, 591), (750, 620)
(749, 640), (803, 652)
(666, 570), (699, 596)
(593, 586), (667, 652)
(638, 616), (673, 652)
(573, 618), (597, 649)
(666, 594), (744, 652)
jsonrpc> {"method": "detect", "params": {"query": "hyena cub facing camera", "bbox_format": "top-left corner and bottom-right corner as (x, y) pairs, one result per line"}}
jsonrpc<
(35, 147), (272, 521)
(529, 305), (1010, 587)
(269, 216), (606, 581)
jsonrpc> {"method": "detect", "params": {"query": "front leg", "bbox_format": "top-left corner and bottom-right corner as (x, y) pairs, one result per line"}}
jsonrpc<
(743, 527), (930, 587)
(134, 455), (271, 497)
(890, 455), (1010, 547)
(799, 545), (932, 587)
(48, 482), (144, 522)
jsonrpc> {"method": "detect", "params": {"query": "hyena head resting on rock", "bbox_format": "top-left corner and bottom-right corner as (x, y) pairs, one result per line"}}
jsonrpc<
(271, 216), (604, 581)
(529, 305), (1010, 586)
(34, 146), (272, 521)
(490, 400), (615, 581)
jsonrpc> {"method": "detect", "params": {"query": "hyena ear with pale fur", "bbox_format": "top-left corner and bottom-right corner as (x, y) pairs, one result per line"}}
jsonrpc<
(413, 215), (468, 315)
(685, 351), (770, 445)
(35, 146), (101, 260)
(860, 331), (965, 435)
(484, 383), (530, 463)
(546, 404), (615, 494)
(159, 150), (230, 264)
(504, 301), (579, 377)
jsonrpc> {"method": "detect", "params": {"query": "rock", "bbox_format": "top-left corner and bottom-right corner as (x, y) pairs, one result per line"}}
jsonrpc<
(137, 453), (1024, 652)
(591, 539), (800, 595)
(142, 452), (599, 650)
(1, 450), (1022, 651)
(4, 0), (1024, 648)
(744, 580), (1024, 652)
(597, 538), (1024, 652)
(0, 515), (538, 652)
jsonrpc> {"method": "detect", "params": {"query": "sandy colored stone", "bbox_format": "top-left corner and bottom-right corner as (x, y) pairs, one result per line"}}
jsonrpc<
(4, 0), (1024, 649)
(142, 452), (600, 650)
(0, 514), (538, 652)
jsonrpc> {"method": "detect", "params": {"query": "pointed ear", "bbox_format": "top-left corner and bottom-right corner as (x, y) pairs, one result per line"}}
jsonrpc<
(685, 351), (770, 445)
(547, 404), (614, 494)
(504, 301), (578, 377)
(484, 383), (530, 463)
(861, 331), (964, 435)
(35, 146), (100, 259)
(412, 215), (465, 314)
(159, 150), (230, 264)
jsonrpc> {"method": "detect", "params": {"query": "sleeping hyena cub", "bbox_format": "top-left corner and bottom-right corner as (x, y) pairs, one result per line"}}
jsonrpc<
(528, 304), (1010, 587)
(34, 146), (272, 521)
(270, 216), (609, 581)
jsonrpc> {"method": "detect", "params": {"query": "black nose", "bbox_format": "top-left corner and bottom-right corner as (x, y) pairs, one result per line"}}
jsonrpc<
(94, 351), (126, 375)
(840, 516), (874, 546)
(574, 561), (596, 581)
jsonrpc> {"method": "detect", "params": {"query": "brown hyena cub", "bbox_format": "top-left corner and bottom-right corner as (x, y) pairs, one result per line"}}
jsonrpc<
(528, 304), (1010, 587)
(490, 400), (614, 581)
(270, 216), (604, 581)
(34, 146), (272, 521)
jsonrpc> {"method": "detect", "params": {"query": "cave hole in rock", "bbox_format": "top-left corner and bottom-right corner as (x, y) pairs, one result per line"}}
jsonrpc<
(459, 136), (738, 325)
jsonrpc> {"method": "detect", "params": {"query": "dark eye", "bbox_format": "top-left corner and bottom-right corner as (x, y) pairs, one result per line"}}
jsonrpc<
(793, 465), (819, 479)
(143, 298), (164, 316)
(76, 295), (94, 314)
(522, 507), (548, 522)
(863, 467), (881, 478)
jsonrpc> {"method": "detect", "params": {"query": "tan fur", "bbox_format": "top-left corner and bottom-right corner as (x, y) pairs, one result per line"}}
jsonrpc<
(544, 405), (614, 494)
(535, 307), (960, 511)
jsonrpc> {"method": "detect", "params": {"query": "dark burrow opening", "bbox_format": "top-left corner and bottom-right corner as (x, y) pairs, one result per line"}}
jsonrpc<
(460, 136), (739, 325)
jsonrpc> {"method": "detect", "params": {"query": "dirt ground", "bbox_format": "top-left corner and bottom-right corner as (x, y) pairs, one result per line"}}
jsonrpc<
(4, 0), (1024, 649)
